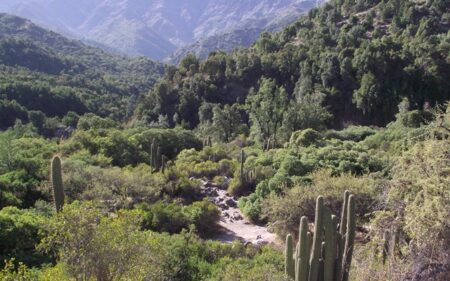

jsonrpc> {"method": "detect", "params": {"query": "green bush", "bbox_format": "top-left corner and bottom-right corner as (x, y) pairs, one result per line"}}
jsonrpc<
(183, 199), (220, 236)
(264, 170), (378, 236)
(139, 201), (190, 234)
(290, 129), (322, 147)
(0, 207), (50, 266)
(325, 126), (377, 142)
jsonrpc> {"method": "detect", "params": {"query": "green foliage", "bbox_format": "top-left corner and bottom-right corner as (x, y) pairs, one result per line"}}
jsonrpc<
(36, 201), (282, 281)
(0, 130), (57, 208)
(264, 170), (376, 236)
(247, 78), (288, 146)
(139, 200), (219, 236)
(135, 0), (449, 135)
(0, 14), (164, 130)
(290, 129), (322, 147)
(0, 207), (50, 266)
(325, 126), (377, 142)
(62, 127), (202, 167)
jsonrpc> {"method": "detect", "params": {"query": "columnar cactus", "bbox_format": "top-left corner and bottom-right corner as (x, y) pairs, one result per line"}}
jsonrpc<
(51, 156), (65, 212)
(296, 217), (310, 281)
(156, 146), (161, 171)
(309, 196), (324, 281)
(285, 191), (356, 281)
(240, 149), (245, 185)
(161, 155), (167, 174)
(285, 234), (295, 279)
(151, 141), (156, 168)
(342, 195), (355, 281)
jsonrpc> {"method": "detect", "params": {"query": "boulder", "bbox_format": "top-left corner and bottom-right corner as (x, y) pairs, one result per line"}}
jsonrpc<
(218, 203), (229, 210)
(225, 198), (237, 207)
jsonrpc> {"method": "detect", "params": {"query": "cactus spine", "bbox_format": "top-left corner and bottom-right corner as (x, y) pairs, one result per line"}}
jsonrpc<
(285, 191), (356, 281)
(51, 156), (64, 212)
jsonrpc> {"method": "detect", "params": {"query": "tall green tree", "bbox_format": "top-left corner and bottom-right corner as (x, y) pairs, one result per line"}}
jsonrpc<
(246, 78), (288, 146)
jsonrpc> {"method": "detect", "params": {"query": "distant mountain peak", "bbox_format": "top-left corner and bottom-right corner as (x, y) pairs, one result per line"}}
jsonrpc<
(0, 0), (327, 61)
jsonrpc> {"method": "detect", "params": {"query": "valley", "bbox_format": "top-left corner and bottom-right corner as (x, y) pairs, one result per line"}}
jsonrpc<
(0, 0), (449, 280)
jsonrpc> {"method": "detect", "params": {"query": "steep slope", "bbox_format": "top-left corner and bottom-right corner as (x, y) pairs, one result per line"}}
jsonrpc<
(164, 0), (321, 64)
(0, 0), (327, 61)
(135, 0), (449, 130)
(0, 13), (164, 127)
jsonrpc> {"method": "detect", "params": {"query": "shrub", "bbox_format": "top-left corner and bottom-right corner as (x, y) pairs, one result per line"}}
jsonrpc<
(325, 126), (377, 142)
(290, 129), (322, 147)
(139, 202), (190, 234)
(264, 170), (378, 236)
(0, 207), (50, 266)
(183, 199), (220, 236)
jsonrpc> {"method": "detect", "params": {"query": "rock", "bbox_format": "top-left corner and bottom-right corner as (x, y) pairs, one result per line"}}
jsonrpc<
(204, 181), (215, 188)
(207, 189), (218, 197)
(252, 239), (269, 246)
(219, 203), (229, 210)
(232, 212), (243, 220)
(225, 198), (237, 207)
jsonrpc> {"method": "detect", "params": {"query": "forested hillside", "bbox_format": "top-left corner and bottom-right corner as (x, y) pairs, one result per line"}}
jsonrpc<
(136, 0), (449, 136)
(0, 13), (164, 131)
(0, 0), (449, 281)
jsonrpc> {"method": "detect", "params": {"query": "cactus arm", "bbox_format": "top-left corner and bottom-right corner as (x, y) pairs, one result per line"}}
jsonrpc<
(294, 216), (309, 281)
(323, 207), (336, 281)
(285, 234), (295, 279)
(335, 190), (350, 280)
(339, 191), (350, 236)
(342, 195), (356, 281)
(308, 196), (324, 281)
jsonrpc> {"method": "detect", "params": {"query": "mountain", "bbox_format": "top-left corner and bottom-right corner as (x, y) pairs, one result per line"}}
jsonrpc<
(0, 13), (164, 129)
(164, 0), (321, 65)
(135, 0), (449, 129)
(0, 0), (326, 61)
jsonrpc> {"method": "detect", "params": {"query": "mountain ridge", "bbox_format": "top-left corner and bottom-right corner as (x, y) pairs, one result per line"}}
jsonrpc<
(0, 13), (164, 123)
(0, 0), (326, 61)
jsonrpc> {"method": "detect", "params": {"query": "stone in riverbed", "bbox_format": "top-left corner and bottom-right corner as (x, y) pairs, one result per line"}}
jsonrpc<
(225, 198), (237, 207)
(232, 212), (243, 220)
(219, 203), (229, 210)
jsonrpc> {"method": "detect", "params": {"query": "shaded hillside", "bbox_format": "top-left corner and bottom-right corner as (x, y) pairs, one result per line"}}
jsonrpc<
(0, 13), (164, 129)
(0, 0), (326, 60)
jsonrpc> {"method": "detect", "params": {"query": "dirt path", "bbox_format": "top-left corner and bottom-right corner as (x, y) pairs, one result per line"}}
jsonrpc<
(200, 179), (279, 246)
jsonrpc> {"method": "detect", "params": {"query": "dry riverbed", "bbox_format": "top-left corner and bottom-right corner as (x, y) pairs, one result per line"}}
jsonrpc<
(199, 179), (279, 246)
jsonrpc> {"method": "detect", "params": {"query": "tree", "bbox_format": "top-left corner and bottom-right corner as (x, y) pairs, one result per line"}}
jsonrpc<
(282, 91), (331, 139)
(212, 104), (243, 142)
(353, 72), (379, 115)
(246, 78), (288, 146)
